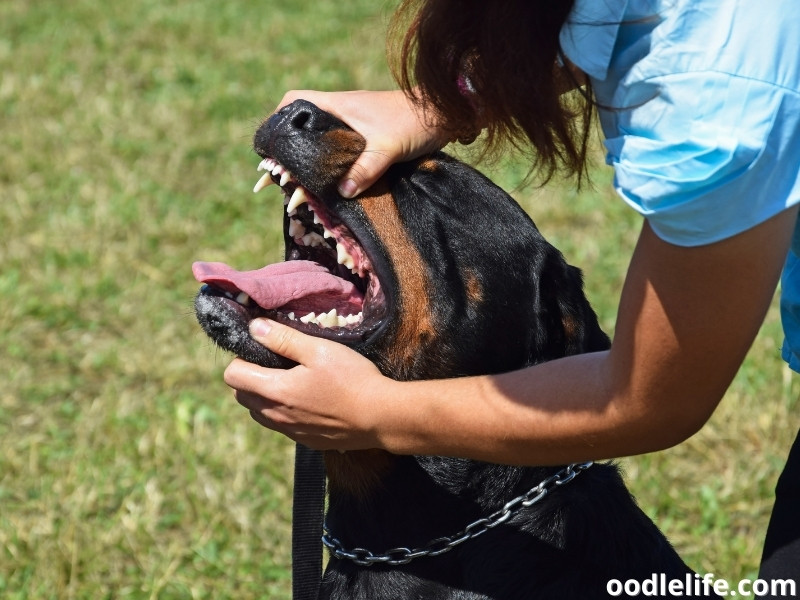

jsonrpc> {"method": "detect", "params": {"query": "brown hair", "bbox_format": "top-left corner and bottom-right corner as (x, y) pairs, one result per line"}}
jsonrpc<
(388, 0), (594, 184)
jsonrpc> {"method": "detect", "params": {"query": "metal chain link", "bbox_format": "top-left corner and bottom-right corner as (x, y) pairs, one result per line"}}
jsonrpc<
(321, 461), (593, 567)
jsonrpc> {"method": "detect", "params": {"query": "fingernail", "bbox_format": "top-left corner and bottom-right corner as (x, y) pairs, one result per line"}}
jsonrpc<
(338, 179), (358, 198)
(249, 318), (273, 338)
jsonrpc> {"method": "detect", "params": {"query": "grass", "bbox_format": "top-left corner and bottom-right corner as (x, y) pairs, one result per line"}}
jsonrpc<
(1, 0), (796, 597)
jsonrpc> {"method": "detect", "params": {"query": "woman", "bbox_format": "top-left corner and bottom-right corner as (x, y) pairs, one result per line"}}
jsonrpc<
(224, 0), (800, 581)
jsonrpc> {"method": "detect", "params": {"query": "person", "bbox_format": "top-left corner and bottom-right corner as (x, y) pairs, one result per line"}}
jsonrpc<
(222, 0), (800, 583)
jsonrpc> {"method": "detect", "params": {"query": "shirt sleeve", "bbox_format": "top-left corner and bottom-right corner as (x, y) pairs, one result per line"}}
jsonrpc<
(606, 72), (800, 246)
(588, 0), (800, 247)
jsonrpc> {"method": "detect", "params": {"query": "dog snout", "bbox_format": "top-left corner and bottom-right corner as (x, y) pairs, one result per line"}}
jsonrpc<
(271, 99), (348, 135)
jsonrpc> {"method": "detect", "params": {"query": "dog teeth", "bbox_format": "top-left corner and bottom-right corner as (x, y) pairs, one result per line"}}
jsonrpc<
(302, 232), (326, 247)
(336, 243), (356, 270)
(296, 310), (363, 328)
(257, 158), (276, 172)
(288, 218), (305, 238)
(286, 187), (308, 213)
(253, 172), (275, 193)
(317, 309), (339, 328)
(252, 157), (366, 290)
(236, 292), (251, 306)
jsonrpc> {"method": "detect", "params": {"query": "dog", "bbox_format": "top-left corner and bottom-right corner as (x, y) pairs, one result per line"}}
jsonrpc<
(193, 100), (712, 599)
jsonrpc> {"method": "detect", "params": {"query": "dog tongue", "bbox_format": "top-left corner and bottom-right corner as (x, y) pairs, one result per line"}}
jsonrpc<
(192, 260), (364, 314)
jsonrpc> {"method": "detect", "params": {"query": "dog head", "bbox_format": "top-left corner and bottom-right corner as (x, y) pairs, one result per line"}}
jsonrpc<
(193, 99), (608, 381)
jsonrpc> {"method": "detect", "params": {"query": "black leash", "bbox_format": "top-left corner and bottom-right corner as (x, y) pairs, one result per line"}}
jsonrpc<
(292, 443), (326, 600)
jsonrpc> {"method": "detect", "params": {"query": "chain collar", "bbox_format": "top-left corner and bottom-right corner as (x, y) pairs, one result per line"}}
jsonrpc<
(321, 461), (593, 567)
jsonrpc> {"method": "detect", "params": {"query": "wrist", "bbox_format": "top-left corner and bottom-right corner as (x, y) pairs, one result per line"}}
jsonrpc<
(365, 376), (490, 458)
(364, 378), (419, 455)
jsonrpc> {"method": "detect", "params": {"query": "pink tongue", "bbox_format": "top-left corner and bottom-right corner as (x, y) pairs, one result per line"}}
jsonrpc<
(192, 260), (364, 315)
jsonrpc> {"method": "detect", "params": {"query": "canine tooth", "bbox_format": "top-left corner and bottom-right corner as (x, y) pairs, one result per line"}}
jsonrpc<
(288, 219), (305, 238)
(323, 227), (333, 239)
(236, 292), (250, 305)
(279, 171), (291, 187)
(286, 187), (308, 213)
(300, 312), (316, 324)
(313, 213), (321, 225)
(253, 172), (274, 193)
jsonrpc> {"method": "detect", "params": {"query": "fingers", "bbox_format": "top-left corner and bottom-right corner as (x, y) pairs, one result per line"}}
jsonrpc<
(248, 408), (274, 431)
(221, 320), (324, 401)
(221, 317), (388, 451)
(248, 318), (326, 365)
(338, 147), (395, 198)
(274, 89), (324, 112)
(224, 367), (295, 433)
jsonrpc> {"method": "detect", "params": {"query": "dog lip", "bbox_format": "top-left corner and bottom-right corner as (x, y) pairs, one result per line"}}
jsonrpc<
(196, 284), (387, 343)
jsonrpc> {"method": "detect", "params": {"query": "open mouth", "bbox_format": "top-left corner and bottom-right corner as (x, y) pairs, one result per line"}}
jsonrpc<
(192, 157), (388, 343)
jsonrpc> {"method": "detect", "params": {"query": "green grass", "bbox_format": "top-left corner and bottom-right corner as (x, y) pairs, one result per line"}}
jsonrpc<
(1, 0), (796, 597)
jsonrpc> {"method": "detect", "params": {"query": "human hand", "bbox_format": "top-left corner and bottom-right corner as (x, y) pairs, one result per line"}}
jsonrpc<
(223, 318), (394, 451)
(274, 89), (452, 198)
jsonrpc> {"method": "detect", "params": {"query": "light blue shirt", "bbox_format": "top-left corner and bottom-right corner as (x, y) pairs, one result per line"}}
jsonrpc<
(560, 0), (800, 371)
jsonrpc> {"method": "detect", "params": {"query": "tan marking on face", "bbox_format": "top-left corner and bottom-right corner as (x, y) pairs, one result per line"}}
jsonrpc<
(318, 129), (366, 179)
(358, 183), (437, 370)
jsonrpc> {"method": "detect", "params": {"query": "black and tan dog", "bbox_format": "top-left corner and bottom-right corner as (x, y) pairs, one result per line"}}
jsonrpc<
(193, 100), (709, 599)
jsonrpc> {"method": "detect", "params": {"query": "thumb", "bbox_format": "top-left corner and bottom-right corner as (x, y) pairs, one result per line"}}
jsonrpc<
(337, 145), (394, 199)
(249, 318), (319, 365)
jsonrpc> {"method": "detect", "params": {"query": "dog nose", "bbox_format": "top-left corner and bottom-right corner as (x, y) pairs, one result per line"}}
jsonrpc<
(253, 98), (359, 164)
(285, 101), (315, 130)
(271, 99), (344, 134)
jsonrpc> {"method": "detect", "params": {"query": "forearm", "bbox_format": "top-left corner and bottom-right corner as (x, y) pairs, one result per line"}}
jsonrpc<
(373, 212), (797, 466)
(374, 349), (704, 466)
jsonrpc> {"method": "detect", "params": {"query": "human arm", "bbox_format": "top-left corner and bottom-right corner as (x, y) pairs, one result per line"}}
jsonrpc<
(224, 207), (796, 465)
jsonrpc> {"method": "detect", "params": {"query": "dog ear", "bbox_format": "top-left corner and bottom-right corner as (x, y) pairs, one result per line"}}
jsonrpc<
(534, 252), (611, 363)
